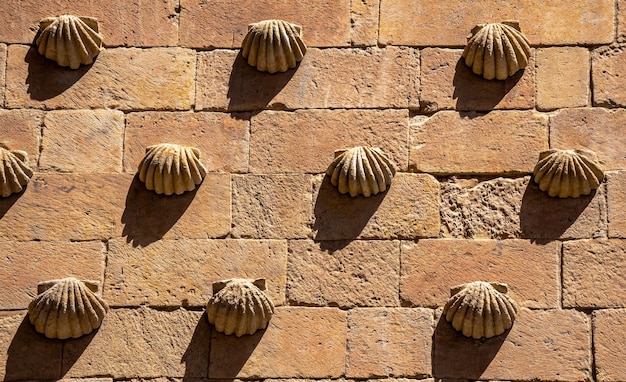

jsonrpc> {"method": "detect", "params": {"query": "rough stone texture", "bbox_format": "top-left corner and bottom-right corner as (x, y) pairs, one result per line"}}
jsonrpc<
(196, 47), (419, 111)
(125, 112), (249, 173)
(594, 309), (626, 382)
(432, 308), (591, 381)
(550, 108), (626, 170)
(401, 240), (559, 308)
(420, 48), (535, 112)
(536, 47), (590, 110)
(179, 0), (350, 48)
(346, 308), (433, 377)
(409, 111), (549, 174)
(563, 239), (626, 308)
(379, 0), (614, 46)
(0, 109), (43, 168)
(6, 45), (195, 110)
(287, 240), (400, 308)
(351, 0), (380, 46)
(105, 239), (287, 306)
(250, 109), (408, 173)
(620, 0), (626, 37)
(40, 110), (124, 172)
(593, 44), (626, 107)
(209, 307), (347, 378)
(313, 173), (440, 240)
(607, 171), (626, 237)
(0, 44), (5, 106)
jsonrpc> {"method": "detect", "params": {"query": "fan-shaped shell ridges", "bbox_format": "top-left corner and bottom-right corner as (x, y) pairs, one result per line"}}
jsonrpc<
(326, 146), (397, 197)
(0, 146), (33, 197)
(138, 143), (207, 196)
(242, 19), (307, 73)
(533, 149), (604, 198)
(206, 279), (275, 337)
(27, 277), (109, 339)
(36, 14), (103, 69)
(443, 281), (518, 339)
(462, 22), (531, 80)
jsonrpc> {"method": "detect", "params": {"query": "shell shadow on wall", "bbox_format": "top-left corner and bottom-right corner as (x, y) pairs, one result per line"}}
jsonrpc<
(463, 21), (531, 80)
(326, 146), (396, 197)
(206, 278), (275, 337)
(443, 281), (518, 339)
(138, 143), (207, 196)
(533, 149), (605, 198)
(241, 19), (307, 73)
(36, 14), (103, 69)
(27, 277), (109, 339)
(0, 145), (33, 197)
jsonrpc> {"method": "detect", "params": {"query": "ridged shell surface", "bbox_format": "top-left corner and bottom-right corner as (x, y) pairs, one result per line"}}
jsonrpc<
(533, 149), (604, 198)
(326, 146), (396, 197)
(242, 19), (307, 73)
(0, 146), (33, 197)
(27, 277), (109, 339)
(206, 278), (274, 337)
(443, 281), (518, 339)
(138, 143), (207, 196)
(36, 15), (103, 69)
(463, 22), (531, 80)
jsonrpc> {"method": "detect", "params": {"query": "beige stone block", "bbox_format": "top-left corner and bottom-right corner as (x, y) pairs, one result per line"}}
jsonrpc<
(351, 0), (380, 46)
(6, 45), (195, 110)
(594, 309), (626, 382)
(563, 239), (626, 308)
(536, 47), (590, 110)
(287, 240), (400, 308)
(0, 44), (5, 106)
(409, 111), (548, 174)
(346, 308), (433, 377)
(209, 307), (347, 378)
(125, 112), (249, 173)
(593, 46), (626, 107)
(0, 109), (43, 168)
(620, 0), (626, 37)
(104, 239), (287, 307)
(607, 171), (626, 238)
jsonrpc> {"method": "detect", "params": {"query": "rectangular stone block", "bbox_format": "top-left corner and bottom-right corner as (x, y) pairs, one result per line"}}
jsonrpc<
(0, 44), (5, 106)
(209, 307), (347, 378)
(6, 45), (195, 110)
(594, 309), (626, 382)
(607, 171), (626, 238)
(401, 239), (560, 308)
(536, 47), (590, 110)
(593, 46), (626, 107)
(351, 0), (380, 46)
(0, 109), (43, 168)
(287, 240), (400, 308)
(196, 47), (419, 111)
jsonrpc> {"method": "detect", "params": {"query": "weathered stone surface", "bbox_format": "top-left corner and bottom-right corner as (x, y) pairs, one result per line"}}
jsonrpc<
(409, 111), (548, 174)
(313, 173), (440, 240)
(379, 0), (614, 46)
(607, 171), (626, 237)
(125, 112), (249, 173)
(563, 239), (626, 308)
(209, 307), (347, 378)
(40, 110), (124, 172)
(0, 44), (5, 106)
(287, 240), (400, 308)
(351, 0), (379, 46)
(420, 48), (535, 112)
(594, 309), (626, 382)
(196, 47), (419, 111)
(6, 45), (195, 110)
(179, 0), (350, 48)
(0, 109), (43, 168)
(401, 240), (559, 308)
(232, 175), (312, 239)
(346, 308), (433, 377)
(550, 108), (626, 170)
(593, 44), (626, 107)
(536, 47), (590, 110)
(105, 239), (287, 306)
(250, 109), (408, 173)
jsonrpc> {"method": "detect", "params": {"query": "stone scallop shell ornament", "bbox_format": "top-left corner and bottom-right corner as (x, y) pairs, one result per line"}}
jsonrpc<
(206, 278), (275, 337)
(242, 19), (307, 73)
(443, 281), (518, 339)
(138, 143), (207, 196)
(36, 15), (103, 69)
(27, 277), (109, 339)
(533, 149), (605, 198)
(463, 22), (531, 80)
(326, 146), (396, 197)
(0, 145), (33, 197)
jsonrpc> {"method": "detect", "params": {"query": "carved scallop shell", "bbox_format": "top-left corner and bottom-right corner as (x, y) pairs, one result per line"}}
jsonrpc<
(206, 278), (274, 337)
(533, 149), (604, 198)
(27, 277), (109, 339)
(242, 19), (307, 73)
(138, 143), (207, 196)
(0, 145), (33, 197)
(463, 22), (531, 80)
(326, 146), (396, 197)
(443, 281), (518, 339)
(36, 15), (103, 69)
